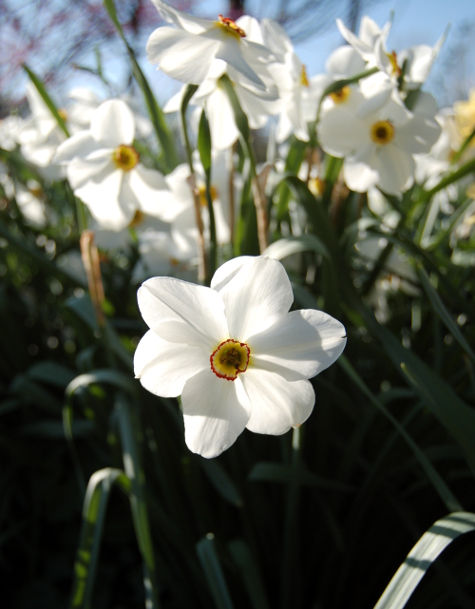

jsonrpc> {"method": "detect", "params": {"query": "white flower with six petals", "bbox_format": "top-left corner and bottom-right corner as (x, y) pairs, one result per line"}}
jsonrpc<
(134, 256), (347, 458)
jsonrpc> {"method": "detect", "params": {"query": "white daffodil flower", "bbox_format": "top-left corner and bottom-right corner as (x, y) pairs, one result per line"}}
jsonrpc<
(337, 15), (445, 90)
(147, 0), (276, 91)
(163, 15), (279, 151)
(159, 150), (239, 261)
(134, 255), (347, 458)
(318, 82), (441, 194)
(54, 99), (169, 231)
(261, 19), (322, 143)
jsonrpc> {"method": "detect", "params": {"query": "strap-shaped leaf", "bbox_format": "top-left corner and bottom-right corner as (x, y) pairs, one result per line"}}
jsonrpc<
(374, 512), (475, 609)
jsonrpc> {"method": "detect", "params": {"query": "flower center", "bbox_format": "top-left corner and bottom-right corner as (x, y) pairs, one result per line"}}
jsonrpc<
(217, 14), (246, 38)
(129, 209), (145, 227)
(113, 144), (139, 172)
(300, 65), (309, 87)
(329, 86), (351, 104)
(58, 108), (68, 121)
(198, 184), (218, 207)
(370, 120), (395, 145)
(210, 339), (250, 381)
(386, 51), (401, 77)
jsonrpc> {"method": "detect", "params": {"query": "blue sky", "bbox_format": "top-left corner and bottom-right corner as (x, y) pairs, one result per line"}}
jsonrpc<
(55, 0), (475, 109)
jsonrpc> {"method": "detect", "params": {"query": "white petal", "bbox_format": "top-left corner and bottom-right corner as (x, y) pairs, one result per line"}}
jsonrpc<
(134, 330), (209, 397)
(210, 256), (254, 292)
(66, 150), (113, 189)
(54, 131), (97, 164)
(75, 167), (135, 230)
(343, 144), (379, 192)
(182, 372), (251, 458)
(137, 277), (228, 350)
(248, 309), (347, 381)
(128, 165), (170, 217)
(149, 0), (211, 33)
(375, 145), (415, 195)
(147, 28), (219, 84)
(318, 107), (370, 157)
(206, 87), (240, 151)
(90, 100), (135, 147)
(325, 46), (366, 79)
(214, 37), (266, 90)
(242, 370), (315, 435)
(217, 257), (294, 340)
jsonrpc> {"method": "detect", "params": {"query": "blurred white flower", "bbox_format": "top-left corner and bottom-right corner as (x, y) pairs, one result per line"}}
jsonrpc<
(261, 19), (322, 142)
(54, 99), (169, 231)
(147, 0), (275, 91)
(17, 83), (67, 180)
(318, 81), (441, 194)
(0, 115), (23, 151)
(164, 15), (279, 151)
(337, 15), (445, 90)
(0, 172), (47, 228)
(134, 255), (346, 458)
(159, 150), (239, 261)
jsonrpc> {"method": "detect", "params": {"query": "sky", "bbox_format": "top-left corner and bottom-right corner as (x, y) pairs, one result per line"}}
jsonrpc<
(138, 0), (475, 109)
(13, 0), (475, 111)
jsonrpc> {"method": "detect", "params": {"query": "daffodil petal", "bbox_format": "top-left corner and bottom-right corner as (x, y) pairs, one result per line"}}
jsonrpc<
(127, 165), (170, 217)
(343, 144), (379, 192)
(375, 145), (415, 195)
(138, 277), (228, 350)
(217, 256), (294, 341)
(75, 168), (134, 230)
(147, 28), (220, 84)
(90, 100), (135, 147)
(66, 150), (113, 190)
(134, 330), (209, 397)
(54, 131), (97, 164)
(249, 309), (347, 381)
(242, 370), (315, 435)
(182, 372), (251, 458)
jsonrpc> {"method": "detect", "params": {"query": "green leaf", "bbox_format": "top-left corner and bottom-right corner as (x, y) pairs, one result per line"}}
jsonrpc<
(198, 108), (217, 278)
(371, 324), (475, 475)
(338, 354), (463, 513)
(115, 394), (160, 609)
(27, 361), (76, 388)
(228, 540), (270, 609)
(417, 265), (475, 363)
(22, 64), (70, 137)
(263, 235), (330, 261)
(103, 0), (179, 171)
(199, 459), (243, 507)
(249, 462), (354, 491)
(374, 512), (475, 609)
(65, 369), (138, 402)
(196, 534), (235, 609)
(70, 467), (131, 609)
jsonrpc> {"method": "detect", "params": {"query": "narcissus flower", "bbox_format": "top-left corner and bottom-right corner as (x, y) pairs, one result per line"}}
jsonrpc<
(147, 0), (275, 91)
(54, 99), (169, 230)
(134, 256), (347, 458)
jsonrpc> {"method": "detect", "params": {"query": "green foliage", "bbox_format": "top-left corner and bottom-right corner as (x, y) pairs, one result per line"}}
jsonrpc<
(2, 14), (475, 609)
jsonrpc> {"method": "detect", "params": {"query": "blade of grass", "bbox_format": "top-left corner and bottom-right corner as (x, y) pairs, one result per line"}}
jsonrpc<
(196, 534), (235, 609)
(103, 0), (179, 172)
(70, 467), (131, 609)
(338, 354), (463, 512)
(22, 64), (69, 137)
(373, 512), (475, 609)
(416, 265), (475, 363)
(115, 393), (160, 609)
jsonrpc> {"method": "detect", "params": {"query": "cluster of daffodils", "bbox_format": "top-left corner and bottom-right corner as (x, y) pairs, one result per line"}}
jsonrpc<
(3, 0), (475, 457)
